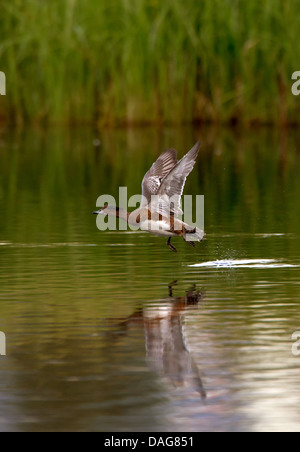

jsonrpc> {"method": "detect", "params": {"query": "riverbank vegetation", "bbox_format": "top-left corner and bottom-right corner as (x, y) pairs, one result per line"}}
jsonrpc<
(0, 0), (299, 126)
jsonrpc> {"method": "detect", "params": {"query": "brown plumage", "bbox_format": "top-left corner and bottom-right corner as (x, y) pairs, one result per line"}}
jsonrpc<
(94, 142), (205, 252)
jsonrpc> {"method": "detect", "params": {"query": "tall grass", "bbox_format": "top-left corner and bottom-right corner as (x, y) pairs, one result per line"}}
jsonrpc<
(0, 0), (300, 125)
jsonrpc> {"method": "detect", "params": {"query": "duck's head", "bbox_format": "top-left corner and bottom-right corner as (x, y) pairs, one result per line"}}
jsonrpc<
(93, 204), (120, 216)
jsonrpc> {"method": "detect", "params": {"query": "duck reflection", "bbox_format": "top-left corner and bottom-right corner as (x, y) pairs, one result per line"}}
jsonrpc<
(109, 281), (206, 399)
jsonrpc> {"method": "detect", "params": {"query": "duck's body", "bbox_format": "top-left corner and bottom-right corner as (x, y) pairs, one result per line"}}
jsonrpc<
(94, 141), (205, 252)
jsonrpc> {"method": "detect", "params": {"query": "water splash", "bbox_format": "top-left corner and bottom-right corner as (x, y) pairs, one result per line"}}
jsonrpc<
(188, 259), (298, 269)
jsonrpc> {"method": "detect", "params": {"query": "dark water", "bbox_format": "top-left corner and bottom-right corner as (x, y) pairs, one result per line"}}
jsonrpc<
(0, 125), (300, 432)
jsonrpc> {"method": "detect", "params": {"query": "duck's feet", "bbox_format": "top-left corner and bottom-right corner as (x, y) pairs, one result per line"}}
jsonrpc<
(167, 237), (177, 253)
(183, 229), (196, 248)
(186, 240), (195, 248)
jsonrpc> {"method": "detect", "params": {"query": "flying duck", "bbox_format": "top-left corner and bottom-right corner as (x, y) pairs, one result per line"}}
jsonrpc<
(94, 141), (204, 252)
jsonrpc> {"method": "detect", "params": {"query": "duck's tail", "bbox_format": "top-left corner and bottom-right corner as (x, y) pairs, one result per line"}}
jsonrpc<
(184, 227), (205, 242)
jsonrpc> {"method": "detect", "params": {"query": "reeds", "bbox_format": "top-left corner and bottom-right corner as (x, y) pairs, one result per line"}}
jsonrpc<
(0, 0), (300, 125)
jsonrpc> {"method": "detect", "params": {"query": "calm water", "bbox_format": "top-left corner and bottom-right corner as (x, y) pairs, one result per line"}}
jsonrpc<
(0, 125), (300, 432)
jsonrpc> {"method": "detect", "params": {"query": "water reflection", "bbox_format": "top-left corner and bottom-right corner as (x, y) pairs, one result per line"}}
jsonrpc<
(108, 282), (206, 399)
(1, 125), (300, 431)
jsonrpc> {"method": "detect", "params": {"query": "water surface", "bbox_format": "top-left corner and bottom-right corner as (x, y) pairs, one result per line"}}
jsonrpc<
(0, 126), (300, 432)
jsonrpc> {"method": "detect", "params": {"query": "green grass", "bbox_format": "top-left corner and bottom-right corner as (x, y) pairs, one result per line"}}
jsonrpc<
(0, 0), (300, 125)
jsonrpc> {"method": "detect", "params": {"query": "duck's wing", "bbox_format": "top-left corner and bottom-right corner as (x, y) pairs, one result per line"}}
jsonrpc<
(152, 141), (201, 217)
(141, 148), (177, 206)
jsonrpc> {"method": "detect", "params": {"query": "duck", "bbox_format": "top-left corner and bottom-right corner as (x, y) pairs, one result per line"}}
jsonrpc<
(93, 141), (205, 252)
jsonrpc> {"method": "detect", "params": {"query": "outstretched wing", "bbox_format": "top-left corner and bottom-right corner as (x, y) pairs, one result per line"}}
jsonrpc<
(141, 148), (177, 207)
(152, 141), (201, 217)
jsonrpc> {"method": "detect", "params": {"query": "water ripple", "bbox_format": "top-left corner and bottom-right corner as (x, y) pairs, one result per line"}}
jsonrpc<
(188, 259), (299, 269)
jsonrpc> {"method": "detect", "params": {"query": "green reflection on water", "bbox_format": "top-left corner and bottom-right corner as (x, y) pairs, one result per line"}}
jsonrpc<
(0, 125), (300, 432)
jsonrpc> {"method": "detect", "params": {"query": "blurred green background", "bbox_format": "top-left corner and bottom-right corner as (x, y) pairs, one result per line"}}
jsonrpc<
(0, 0), (299, 126)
